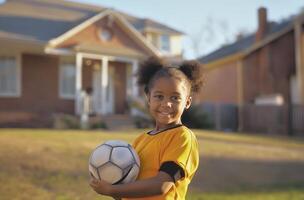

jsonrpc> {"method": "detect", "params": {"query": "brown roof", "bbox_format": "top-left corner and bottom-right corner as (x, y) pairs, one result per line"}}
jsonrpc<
(74, 44), (146, 58)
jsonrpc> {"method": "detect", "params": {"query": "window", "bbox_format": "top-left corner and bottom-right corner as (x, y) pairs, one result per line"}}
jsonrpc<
(59, 63), (75, 99)
(99, 28), (113, 41)
(160, 34), (170, 52)
(0, 56), (20, 97)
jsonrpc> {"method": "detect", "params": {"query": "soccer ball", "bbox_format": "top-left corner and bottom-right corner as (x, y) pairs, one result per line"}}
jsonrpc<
(89, 140), (140, 184)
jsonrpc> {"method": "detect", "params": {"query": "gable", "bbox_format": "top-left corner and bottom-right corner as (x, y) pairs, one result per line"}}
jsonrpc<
(52, 14), (155, 58)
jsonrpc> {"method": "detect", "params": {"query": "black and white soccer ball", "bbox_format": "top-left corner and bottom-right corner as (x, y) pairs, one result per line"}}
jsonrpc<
(89, 140), (140, 184)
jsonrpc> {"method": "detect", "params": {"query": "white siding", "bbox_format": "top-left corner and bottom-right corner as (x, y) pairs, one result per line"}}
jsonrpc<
(170, 35), (182, 56)
(144, 31), (182, 56)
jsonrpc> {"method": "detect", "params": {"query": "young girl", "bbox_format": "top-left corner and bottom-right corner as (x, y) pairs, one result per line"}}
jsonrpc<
(90, 57), (204, 200)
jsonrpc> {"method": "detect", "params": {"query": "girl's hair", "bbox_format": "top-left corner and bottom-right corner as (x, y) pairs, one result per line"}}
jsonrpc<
(137, 57), (204, 95)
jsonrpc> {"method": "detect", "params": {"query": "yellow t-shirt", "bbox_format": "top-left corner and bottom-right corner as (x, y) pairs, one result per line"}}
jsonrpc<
(125, 125), (199, 200)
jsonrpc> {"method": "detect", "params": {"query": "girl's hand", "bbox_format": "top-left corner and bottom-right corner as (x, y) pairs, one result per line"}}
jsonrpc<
(89, 176), (112, 196)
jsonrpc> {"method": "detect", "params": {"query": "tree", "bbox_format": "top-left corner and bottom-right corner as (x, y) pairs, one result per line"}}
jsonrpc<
(189, 17), (231, 58)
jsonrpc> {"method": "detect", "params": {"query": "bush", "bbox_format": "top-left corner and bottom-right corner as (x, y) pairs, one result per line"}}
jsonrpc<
(53, 114), (107, 130)
(53, 114), (80, 129)
(90, 121), (107, 129)
(182, 105), (214, 129)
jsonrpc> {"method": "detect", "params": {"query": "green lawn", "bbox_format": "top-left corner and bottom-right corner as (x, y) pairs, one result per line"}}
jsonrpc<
(0, 128), (304, 200)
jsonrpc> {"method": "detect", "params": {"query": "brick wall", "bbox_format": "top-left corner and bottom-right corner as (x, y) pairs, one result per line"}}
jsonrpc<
(243, 32), (295, 103)
(0, 54), (74, 127)
(198, 61), (239, 104)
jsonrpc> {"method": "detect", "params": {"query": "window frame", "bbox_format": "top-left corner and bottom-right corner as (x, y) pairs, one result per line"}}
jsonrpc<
(59, 62), (76, 100)
(0, 55), (21, 97)
(98, 27), (113, 42)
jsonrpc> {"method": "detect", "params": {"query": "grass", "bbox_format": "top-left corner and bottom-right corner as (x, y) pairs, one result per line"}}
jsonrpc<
(0, 128), (303, 200)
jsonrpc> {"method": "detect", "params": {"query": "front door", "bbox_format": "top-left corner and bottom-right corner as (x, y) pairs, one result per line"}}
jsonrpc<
(113, 63), (127, 114)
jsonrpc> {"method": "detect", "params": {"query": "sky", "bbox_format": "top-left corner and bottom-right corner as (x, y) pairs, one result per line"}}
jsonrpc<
(1, 0), (303, 59)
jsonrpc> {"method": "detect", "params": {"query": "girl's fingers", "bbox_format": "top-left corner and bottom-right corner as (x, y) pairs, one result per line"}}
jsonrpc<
(89, 178), (99, 187)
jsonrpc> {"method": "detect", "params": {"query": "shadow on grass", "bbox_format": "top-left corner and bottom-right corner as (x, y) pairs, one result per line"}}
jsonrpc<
(190, 156), (304, 192)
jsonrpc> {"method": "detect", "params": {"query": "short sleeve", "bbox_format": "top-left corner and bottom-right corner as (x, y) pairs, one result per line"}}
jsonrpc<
(160, 129), (198, 178)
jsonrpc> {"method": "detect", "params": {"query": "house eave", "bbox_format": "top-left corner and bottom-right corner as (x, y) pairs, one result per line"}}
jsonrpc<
(44, 47), (75, 56)
(74, 44), (146, 59)
(0, 35), (46, 46)
(141, 27), (184, 35)
(204, 52), (244, 71)
(0, 36), (47, 53)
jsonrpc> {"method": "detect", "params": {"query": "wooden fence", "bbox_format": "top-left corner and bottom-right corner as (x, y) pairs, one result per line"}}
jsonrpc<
(201, 103), (304, 135)
(241, 105), (289, 134)
(292, 105), (304, 135)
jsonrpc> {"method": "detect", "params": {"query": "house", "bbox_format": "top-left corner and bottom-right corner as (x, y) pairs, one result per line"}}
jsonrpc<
(0, 0), (184, 127)
(198, 7), (304, 135)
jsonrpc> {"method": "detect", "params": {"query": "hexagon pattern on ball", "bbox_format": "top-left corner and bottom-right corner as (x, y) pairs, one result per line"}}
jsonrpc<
(89, 140), (140, 185)
(111, 147), (134, 169)
(98, 162), (123, 183)
(90, 144), (111, 167)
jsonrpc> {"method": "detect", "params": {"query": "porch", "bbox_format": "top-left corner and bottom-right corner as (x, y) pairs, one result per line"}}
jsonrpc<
(0, 52), (143, 129)
(73, 52), (140, 116)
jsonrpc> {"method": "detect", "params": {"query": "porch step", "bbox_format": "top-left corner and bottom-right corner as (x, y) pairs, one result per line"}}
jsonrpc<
(91, 115), (136, 130)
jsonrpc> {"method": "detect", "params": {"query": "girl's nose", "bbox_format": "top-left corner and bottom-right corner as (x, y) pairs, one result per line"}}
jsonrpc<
(161, 100), (172, 107)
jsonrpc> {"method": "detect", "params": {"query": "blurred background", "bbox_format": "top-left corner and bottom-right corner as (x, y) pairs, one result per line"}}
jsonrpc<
(0, 0), (304, 199)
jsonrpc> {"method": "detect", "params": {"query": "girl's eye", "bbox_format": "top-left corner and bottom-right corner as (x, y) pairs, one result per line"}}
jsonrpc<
(171, 96), (181, 102)
(153, 95), (163, 100)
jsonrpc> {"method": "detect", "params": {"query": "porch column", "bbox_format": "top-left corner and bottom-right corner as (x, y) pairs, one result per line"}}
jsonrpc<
(295, 19), (304, 104)
(75, 53), (83, 115)
(132, 60), (139, 97)
(101, 56), (109, 115)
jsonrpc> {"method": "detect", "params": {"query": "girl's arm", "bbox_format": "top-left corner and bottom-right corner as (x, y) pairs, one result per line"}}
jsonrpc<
(89, 171), (174, 198)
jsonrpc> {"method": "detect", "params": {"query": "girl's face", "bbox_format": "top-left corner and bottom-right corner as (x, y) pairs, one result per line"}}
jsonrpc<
(147, 77), (192, 130)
